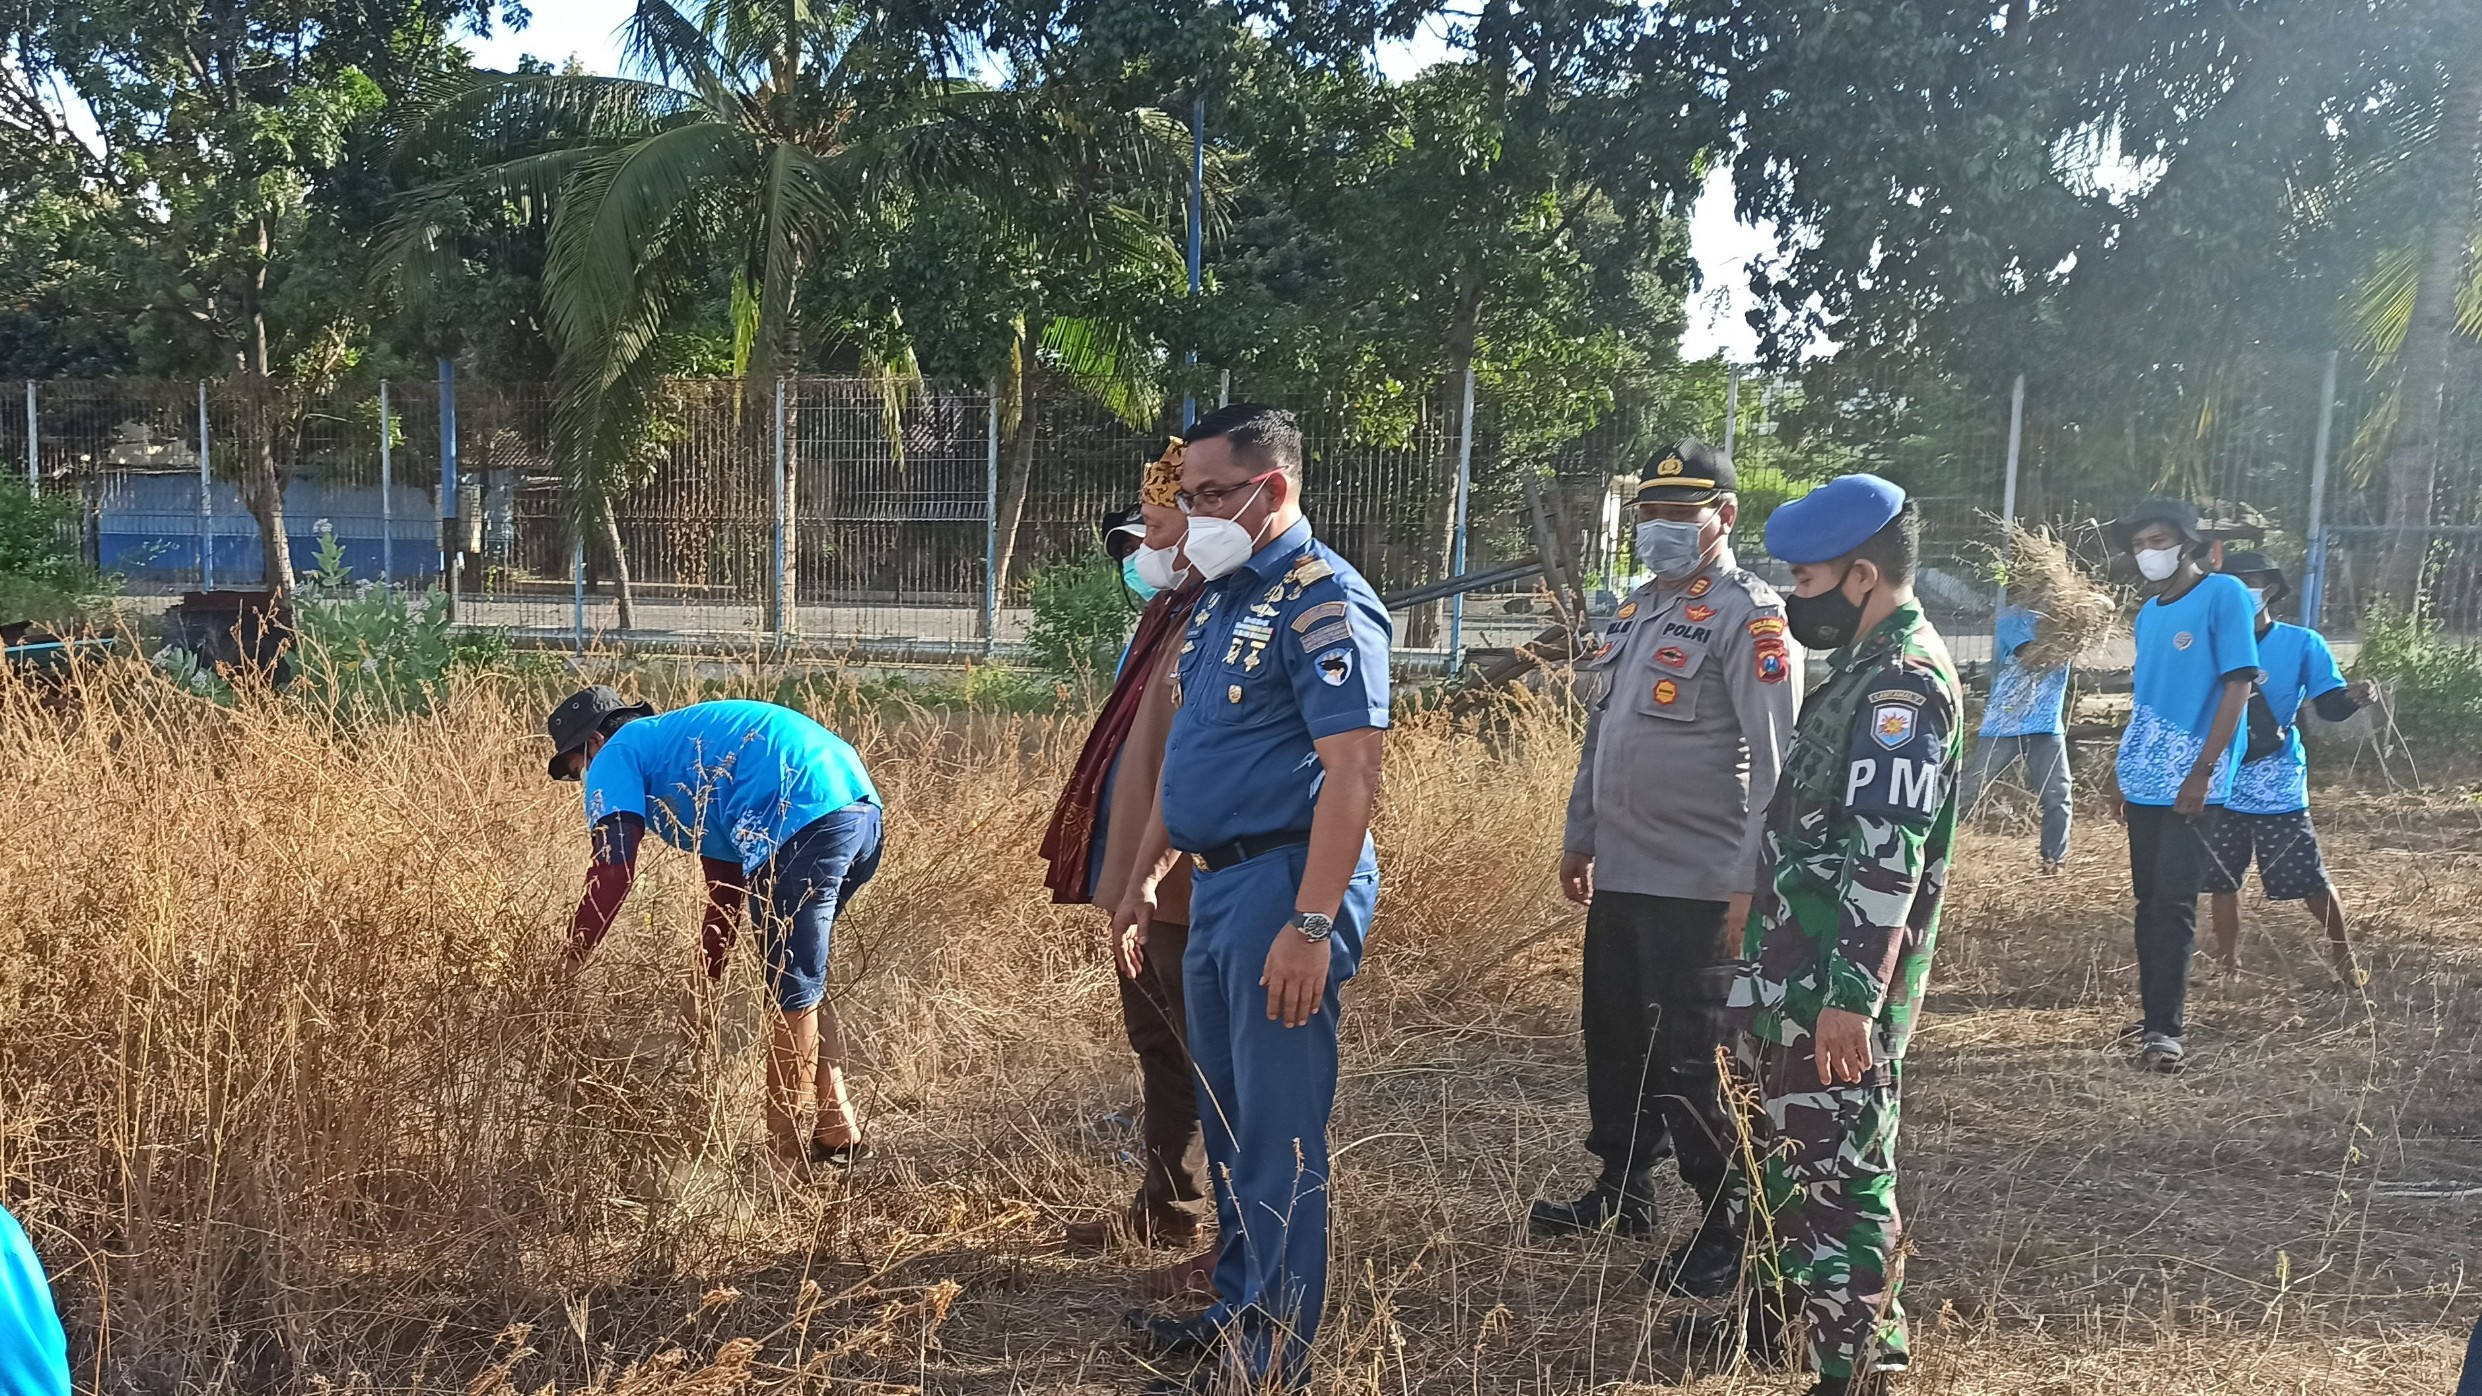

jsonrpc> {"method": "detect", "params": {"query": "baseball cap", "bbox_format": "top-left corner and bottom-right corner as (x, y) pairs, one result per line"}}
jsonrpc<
(1099, 505), (1145, 561)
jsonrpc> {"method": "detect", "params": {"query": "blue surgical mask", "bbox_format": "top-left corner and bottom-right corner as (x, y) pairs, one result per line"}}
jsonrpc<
(1122, 553), (1160, 601)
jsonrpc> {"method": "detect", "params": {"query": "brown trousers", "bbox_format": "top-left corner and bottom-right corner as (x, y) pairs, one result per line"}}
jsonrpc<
(1122, 918), (1208, 1220)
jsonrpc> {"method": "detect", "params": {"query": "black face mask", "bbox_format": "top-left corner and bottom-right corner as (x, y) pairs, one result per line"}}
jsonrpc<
(1785, 566), (1866, 649)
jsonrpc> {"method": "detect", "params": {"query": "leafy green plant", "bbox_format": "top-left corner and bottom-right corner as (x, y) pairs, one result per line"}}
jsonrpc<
(288, 527), (458, 718)
(0, 477), (113, 621)
(2350, 600), (2482, 742)
(1023, 549), (1140, 682)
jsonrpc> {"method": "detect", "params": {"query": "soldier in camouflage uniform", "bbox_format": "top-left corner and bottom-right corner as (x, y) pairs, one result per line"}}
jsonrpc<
(1695, 475), (1961, 1396)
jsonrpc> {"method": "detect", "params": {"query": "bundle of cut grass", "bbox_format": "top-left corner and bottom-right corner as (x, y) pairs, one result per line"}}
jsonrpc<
(2004, 520), (2119, 672)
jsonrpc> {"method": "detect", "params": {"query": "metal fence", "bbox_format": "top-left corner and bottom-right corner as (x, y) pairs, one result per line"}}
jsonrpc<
(11, 348), (2482, 668)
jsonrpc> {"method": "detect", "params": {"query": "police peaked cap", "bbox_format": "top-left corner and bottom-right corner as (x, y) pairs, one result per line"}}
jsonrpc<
(1764, 473), (1908, 565)
(1635, 439), (1736, 505)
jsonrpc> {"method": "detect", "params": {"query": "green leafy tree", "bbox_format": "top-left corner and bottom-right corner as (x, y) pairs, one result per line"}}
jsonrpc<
(0, 0), (514, 593)
(391, 0), (1178, 627)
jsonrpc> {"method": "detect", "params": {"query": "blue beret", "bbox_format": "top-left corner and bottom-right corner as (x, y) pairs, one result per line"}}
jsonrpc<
(1764, 474), (1907, 565)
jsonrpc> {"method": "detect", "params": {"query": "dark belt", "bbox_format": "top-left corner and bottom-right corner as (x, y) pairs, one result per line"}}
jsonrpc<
(1187, 830), (1312, 874)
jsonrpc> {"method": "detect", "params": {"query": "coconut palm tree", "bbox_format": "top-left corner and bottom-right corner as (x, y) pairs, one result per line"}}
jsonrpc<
(388, 0), (1179, 625)
(2337, 14), (2482, 605)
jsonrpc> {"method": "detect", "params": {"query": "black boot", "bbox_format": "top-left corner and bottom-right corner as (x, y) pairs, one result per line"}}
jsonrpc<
(1669, 1289), (1796, 1370)
(1528, 1173), (1656, 1238)
(1638, 1223), (1742, 1298)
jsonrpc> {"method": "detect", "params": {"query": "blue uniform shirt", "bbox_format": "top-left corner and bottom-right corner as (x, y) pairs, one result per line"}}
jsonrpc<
(1157, 518), (1392, 854)
(584, 700), (880, 872)
(2228, 621), (2348, 815)
(0, 1205), (68, 1396)
(2117, 572), (2261, 807)
(1980, 605), (2071, 737)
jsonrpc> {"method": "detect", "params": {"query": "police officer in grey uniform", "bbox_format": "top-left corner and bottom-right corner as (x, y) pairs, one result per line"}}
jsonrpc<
(1532, 440), (1803, 1297)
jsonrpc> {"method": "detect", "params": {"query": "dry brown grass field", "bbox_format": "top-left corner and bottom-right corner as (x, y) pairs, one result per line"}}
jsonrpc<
(1, 662), (2476, 1395)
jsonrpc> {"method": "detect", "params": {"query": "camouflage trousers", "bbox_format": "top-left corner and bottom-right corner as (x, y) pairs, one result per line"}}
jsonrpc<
(1721, 1031), (1907, 1381)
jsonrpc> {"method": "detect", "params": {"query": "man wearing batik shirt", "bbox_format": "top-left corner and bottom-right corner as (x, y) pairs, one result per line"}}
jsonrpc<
(2112, 498), (2258, 1073)
(1957, 599), (2073, 871)
(2203, 550), (2373, 983)
(1698, 475), (1961, 1396)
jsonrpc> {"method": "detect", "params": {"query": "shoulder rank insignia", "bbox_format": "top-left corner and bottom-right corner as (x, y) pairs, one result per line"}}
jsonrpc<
(1291, 600), (1348, 633)
(1687, 575), (1713, 599)
(1286, 554), (1335, 586)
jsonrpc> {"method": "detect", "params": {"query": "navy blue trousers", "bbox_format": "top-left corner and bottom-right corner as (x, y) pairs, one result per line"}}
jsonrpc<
(1185, 841), (1378, 1388)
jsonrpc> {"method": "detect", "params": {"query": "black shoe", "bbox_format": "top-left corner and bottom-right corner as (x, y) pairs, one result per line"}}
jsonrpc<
(1123, 1309), (1221, 1357)
(1528, 1177), (1656, 1238)
(1669, 1293), (1794, 1369)
(1639, 1231), (1741, 1298)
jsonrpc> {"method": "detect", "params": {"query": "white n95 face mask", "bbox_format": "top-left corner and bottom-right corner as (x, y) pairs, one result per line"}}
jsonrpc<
(1181, 482), (1270, 580)
(2134, 546), (2183, 583)
(1132, 543), (1188, 592)
(2245, 585), (2268, 613)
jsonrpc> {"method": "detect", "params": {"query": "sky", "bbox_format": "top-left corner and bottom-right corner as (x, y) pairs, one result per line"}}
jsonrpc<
(458, 5), (1771, 363)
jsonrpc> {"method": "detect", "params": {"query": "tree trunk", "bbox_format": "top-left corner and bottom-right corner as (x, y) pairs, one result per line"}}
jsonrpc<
(239, 278), (296, 595)
(988, 340), (1042, 632)
(599, 492), (637, 631)
(1408, 278), (1489, 652)
(2377, 57), (2482, 607)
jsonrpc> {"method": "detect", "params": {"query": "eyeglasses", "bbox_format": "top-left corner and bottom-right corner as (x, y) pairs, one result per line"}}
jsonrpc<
(1177, 468), (1283, 516)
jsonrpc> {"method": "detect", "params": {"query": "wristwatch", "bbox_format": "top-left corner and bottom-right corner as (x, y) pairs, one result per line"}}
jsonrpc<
(1291, 912), (1335, 943)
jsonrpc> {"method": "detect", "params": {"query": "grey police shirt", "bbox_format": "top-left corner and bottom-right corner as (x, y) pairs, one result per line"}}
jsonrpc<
(1563, 549), (1803, 900)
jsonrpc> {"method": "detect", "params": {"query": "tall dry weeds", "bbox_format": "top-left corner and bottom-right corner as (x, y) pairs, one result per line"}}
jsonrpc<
(0, 658), (2470, 1394)
(2002, 521), (2119, 673)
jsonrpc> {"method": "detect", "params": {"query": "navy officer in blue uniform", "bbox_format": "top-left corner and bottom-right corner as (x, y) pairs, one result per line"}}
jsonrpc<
(1111, 403), (1390, 1395)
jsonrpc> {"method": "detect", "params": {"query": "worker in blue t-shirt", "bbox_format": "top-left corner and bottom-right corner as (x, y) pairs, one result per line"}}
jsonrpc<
(546, 690), (884, 1172)
(0, 1204), (69, 1396)
(2111, 499), (2259, 1073)
(1959, 599), (2074, 871)
(2202, 552), (2374, 984)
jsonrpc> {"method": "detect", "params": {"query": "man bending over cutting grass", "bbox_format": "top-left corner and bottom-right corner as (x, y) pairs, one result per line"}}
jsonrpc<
(548, 687), (884, 1173)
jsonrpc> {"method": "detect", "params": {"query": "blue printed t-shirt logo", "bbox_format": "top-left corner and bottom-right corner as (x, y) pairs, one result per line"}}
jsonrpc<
(2174, 631), (2194, 650)
(1873, 703), (1916, 749)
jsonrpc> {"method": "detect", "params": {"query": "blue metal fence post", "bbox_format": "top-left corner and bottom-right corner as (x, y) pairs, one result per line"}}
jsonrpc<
(437, 358), (459, 614)
(983, 383), (1001, 652)
(2302, 350), (2341, 628)
(1447, 367), (1477, 675)
(196, 381), (213, 590)
(377, 380), (394, 585)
